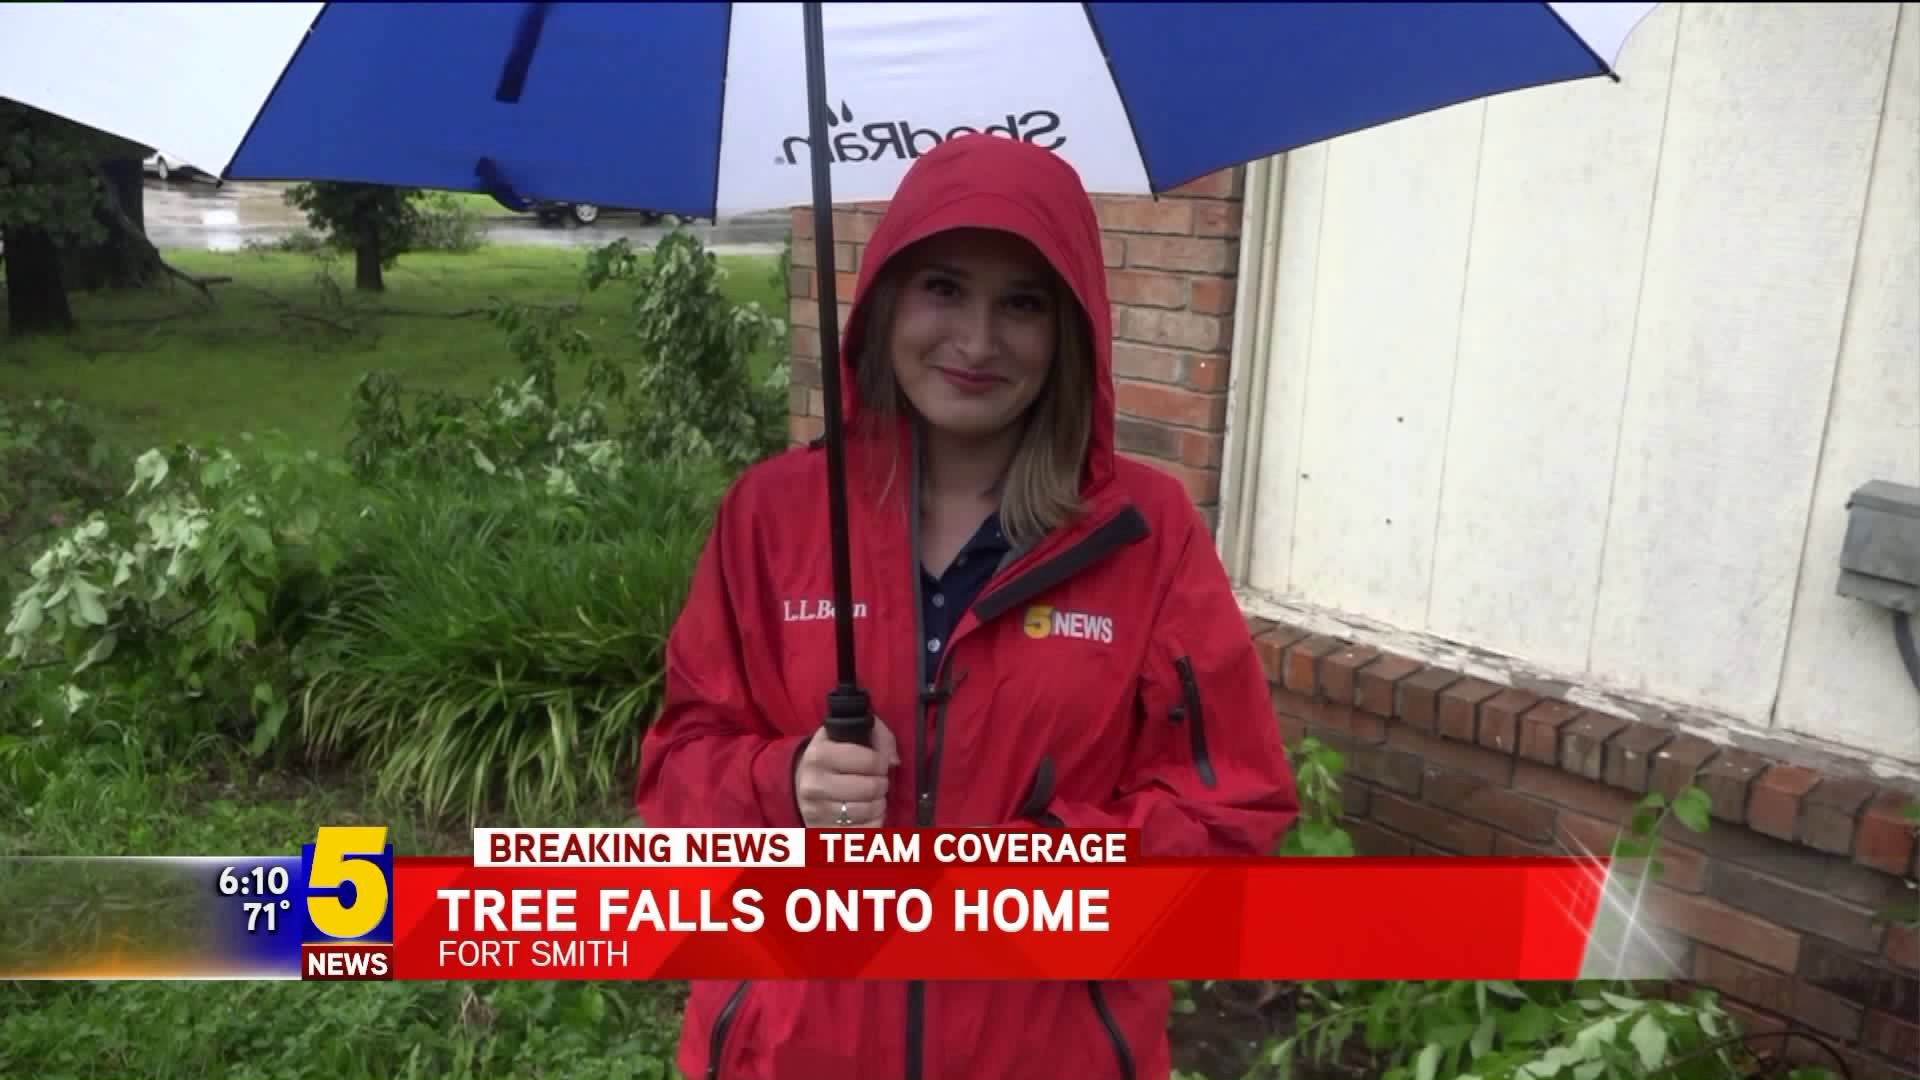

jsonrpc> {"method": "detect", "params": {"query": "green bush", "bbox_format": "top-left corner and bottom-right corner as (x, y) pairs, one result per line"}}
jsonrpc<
(297, 458), (726, 825)
(5, 230), (780, 826)
(0, 397), (124, 579)
(0, 668), (78, 810)
(347, 229), (787, 486)
(4, 430), (726, 825)
(409, 191), (488, 255)
(3, 436), (358, 759)
(242, 230), (329, 256)
(586, 230), (790, 468)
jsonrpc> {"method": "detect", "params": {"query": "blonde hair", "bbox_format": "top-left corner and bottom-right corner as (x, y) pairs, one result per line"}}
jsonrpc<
(852, 264), (1095, 550)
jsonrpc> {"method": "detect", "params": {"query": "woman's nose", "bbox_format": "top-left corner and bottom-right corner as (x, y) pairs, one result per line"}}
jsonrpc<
(949, 300), (998, 359)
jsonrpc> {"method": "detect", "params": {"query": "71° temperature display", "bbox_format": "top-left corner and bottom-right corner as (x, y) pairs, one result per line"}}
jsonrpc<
(217, 864), (293, 934)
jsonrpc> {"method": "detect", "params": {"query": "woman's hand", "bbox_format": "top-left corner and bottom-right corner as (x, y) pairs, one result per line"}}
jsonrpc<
(794, 717), (901, 827)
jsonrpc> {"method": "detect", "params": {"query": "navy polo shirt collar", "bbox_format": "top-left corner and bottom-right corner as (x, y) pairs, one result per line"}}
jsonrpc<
(920, 513), (1010, 685)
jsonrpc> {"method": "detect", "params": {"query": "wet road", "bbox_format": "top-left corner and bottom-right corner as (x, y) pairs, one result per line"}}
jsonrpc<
(141, 177), (791, 255)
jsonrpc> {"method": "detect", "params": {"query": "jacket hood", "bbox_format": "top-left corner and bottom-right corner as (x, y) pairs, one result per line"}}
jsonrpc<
(836, 133), (1115, 496)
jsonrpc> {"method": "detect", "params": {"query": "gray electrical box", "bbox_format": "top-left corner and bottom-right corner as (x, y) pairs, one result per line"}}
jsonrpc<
(1838, 480), (1920, 615)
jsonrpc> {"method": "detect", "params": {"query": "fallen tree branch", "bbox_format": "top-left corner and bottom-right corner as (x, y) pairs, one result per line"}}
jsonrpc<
(373, 300), (579, 319)
(91, 309), (205, 327)
(227, 280), (577, 322)
(95, 167), (219, 305)
(276, 309), (358, 336)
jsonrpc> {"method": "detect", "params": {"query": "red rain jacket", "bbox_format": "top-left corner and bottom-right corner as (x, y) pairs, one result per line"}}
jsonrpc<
(636, 133), (1299, 1080)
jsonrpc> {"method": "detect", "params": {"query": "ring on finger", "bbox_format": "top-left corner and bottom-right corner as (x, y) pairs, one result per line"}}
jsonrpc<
(835, 801), (852, 826)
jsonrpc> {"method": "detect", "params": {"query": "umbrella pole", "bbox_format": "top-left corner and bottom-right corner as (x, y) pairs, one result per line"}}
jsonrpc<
(803, 1), (874, 747)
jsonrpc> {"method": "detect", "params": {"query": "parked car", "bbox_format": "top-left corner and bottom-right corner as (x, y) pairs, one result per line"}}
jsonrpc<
(530, 200), (666, 227)
(142, 151), (203, 181)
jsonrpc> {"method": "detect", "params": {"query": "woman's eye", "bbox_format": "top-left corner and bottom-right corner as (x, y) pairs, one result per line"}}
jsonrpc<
(922, 276), (960, 298)
(1005, 293), (1049, 314)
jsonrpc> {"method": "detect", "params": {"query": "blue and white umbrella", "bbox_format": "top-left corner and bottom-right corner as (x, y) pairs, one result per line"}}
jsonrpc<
(0, 0), (1657, 735)
(1, 2), (1654, 216)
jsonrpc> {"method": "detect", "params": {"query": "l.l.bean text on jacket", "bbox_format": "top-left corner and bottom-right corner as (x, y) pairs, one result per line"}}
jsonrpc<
(783, 599), (869, 622)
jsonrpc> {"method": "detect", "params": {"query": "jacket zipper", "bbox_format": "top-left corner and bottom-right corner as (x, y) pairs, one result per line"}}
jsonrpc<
(1170, 656), (1217, 788)
(1086, 983), (1137, 1080)
(903, 472), (1149, 1080)
(705, 980), (751, 1080)
(905, 447), (939, 1080)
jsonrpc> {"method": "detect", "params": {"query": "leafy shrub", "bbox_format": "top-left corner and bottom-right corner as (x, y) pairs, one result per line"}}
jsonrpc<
(0, 667), (77, 809)
(409, 191), (487, 254)
(6, 232), (777, 825)
(0, 397), (123, 577)
(242, 230), (331, 256)
(4, 418), (723, 823)
(1276, 736), (1355, 856)
(349, 229), (787, 484)
(3, 437), (357, 758)
(344, 302), (621, 489)
(586, 230), (790, 468)
(297, 458), (725, 824)
(307, 232), (782, 821)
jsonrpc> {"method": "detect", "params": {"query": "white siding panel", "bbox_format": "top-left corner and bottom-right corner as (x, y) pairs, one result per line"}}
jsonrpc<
(1246, 147), (1327, 595)
(1776, 3), (1920, 764)
(1233, 3), (1918, 765)
(1425, 7), (1681, 673)
(1586, 3), (1899, 721)
(1285, 106), (1485, 628)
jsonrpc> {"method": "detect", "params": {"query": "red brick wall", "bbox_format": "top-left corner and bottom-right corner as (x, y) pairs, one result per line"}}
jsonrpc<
(785, 168), (1243, 522)
(1251, 615), (1920, 1079)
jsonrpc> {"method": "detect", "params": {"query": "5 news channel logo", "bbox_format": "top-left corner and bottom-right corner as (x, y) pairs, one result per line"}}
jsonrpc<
(298, 826), (395, 980)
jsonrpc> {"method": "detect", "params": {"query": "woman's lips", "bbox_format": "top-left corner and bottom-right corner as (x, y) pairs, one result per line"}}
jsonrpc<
(934, 366), (1005, 394)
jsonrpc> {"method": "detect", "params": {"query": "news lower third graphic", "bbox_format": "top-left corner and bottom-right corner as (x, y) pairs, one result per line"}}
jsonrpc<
(0, 828), (1692, 982)
(0, 827), (393, 981)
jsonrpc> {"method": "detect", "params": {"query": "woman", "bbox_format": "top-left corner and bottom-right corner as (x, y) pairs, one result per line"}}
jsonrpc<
(636, 133), (1299, 1080)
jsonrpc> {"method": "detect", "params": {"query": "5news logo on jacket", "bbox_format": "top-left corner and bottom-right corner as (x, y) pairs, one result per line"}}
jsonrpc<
(299, 826), (395, 980)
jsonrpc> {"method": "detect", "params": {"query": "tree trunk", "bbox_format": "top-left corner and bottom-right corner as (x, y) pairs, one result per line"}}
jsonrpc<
(64, 157), (158, 292)
(354, 238), (384, 292)
(3, 224), (74, 336)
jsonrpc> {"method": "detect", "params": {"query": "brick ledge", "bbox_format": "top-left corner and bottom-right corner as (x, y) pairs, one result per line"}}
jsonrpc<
(1248, 616), (1920, 880)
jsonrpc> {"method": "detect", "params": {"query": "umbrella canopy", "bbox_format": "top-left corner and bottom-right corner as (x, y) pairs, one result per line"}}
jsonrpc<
(0, 2), (1653, 216)
(0, 0), (1657, 739)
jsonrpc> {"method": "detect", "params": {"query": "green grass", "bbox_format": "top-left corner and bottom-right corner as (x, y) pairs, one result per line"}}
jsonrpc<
(432, 190), (522, 218)
(428, 190), (673, 219)
(0, 245), (784, 453)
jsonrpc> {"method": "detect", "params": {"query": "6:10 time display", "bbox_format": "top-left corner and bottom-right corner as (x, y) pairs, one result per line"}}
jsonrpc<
(218, 864), (291, 897)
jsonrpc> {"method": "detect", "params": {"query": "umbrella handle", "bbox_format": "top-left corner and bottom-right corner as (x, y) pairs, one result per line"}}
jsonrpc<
(824, 686), (874, 745)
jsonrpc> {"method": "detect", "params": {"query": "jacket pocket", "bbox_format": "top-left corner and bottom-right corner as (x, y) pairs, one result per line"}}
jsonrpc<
(1169, 656), (1217, 788)
(1086, 982), (1137, 1080)
(706, 979), (752, 1080)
